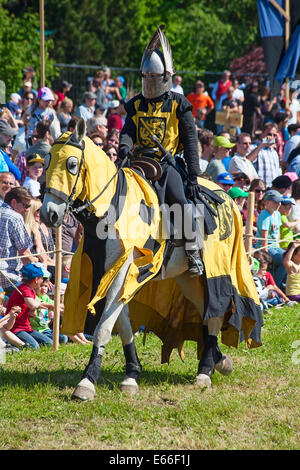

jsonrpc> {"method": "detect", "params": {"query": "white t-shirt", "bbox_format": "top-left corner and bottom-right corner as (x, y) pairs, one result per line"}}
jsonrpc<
(228, 152), (258, 180)
(288, 98), (300, 125)
(23, 177), (41, 197)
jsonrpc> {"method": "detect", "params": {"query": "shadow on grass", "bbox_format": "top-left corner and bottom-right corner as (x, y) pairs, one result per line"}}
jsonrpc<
(0, 365), (196, 391)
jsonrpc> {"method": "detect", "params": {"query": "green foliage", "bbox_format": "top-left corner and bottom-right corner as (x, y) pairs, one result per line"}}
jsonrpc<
(0, 2), (57, 98)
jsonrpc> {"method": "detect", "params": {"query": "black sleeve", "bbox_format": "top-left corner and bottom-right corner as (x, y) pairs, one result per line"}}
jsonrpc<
(119, 98), (138, 153)
(178, 108), (201, 178)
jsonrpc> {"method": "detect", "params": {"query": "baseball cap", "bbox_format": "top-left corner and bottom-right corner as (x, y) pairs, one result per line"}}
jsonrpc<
(281, 196), (296, 205)
(263, 189), (283, 202)
(228, 187), (249, 199)
(213, 136), (235, 148)
(21, 263), (50, 280)
(272, 175), (292, 189)
(27, 153), (44, 165)
(62, 80), (72, 89)
(216, 172), (235, 185)
(10, 93), (21, 102)
(38, 87), (55, 101)
(0, 119), (18, 137)
(83, 91), (97, 100)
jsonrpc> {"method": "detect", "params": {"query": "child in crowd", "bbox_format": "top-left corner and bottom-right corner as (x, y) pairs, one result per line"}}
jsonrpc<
(283, 240), (300, 303)
(228, 186), (248, 226)
(279, 196), (300, 249)
(254, 251), (296, 308)
(0, 306), (23, 353)
(22, 153), (44, 198)
(30, 277), (68, 344)
(4, 263), (53, 349)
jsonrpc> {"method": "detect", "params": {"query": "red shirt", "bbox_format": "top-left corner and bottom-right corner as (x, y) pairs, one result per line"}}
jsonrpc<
(108, 113), (123, 133)
(263, 271), (276, 287)
(6, 283), (36, 333)
(186, 92), (214, 117)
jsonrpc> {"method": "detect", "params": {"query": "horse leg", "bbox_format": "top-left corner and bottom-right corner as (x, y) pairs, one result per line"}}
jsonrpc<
(175, 272), (232, 388)
(72, 253), (136, 401)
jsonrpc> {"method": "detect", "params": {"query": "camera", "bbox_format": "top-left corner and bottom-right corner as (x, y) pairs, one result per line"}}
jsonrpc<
(262, 138), (276, 144)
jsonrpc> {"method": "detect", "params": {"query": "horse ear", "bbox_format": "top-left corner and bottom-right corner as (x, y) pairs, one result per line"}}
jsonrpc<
(73, 118), (86, 143)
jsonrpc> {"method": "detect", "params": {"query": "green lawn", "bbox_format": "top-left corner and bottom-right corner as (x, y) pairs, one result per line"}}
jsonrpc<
(0, 305), (299, 450)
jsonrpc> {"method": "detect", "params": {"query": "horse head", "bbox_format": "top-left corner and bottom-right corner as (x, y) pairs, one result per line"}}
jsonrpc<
(41, 118), (116, 228)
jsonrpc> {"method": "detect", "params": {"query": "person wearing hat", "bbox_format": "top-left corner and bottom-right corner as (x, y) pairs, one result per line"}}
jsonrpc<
(0, 119), (21, 181)
(22, 153), (44, 198)
(255, 189), (287, 288)
(28, 87), (59, 139)
(107, 100), (123, 133)
(75, 91), (97, 122)
(279, 196), (300, 249)
(216, 171), (235, 192)
(205, 135), (235, 181)
(4, 262), (53, 349)
(228, 186), (249, 225)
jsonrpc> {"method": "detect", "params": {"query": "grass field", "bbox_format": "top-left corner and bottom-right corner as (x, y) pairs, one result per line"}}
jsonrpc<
(0, 305), (299, 451)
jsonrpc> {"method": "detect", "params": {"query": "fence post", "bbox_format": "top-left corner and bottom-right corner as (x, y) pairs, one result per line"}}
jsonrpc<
(245, 191), (255, 260)
(53, 226), (62, 350)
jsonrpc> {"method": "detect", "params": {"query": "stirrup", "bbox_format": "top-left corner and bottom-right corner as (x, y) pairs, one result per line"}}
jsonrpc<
(186, 251), (204, 277)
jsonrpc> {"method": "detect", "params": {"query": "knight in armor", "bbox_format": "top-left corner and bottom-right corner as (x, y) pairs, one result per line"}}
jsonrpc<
(118, 25), (204, 276)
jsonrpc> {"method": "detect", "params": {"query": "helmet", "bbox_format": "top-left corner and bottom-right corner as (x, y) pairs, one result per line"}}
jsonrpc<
(140, 25), (175, 99)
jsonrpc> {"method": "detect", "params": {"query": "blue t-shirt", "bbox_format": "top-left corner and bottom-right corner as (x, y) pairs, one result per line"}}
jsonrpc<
(256, 209), (281, 249)
(0, 149), (21, 181)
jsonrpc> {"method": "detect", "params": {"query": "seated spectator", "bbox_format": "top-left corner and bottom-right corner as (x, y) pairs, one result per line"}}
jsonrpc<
(254, 251), (295, 307)
(172, 75), (184, 95)
(255, 189), (286, 289)
(28, 87), (60, 140)
(30, 275), (68, 345)
(4, 263), (53, 349)
(18, 78), (38, 99)
(281, 124), (300, 172)
(107, 129), (120, 151)
(271, 175), (293, 196)
(90, 135), (104, 148)
(232, 171), (251, 191)
(205, 136), (234, 181)
(197, 129), (214, 173)
(0, 172), (15, 207)
(0, 187), (40, 294)
(279, 196), (300, 249)
(106, 76), (127, 101)
(289, 179), (300, 234)
(252, 123), (282, 188)
(5, 93), (22, 119)
(228, 186), (248, 226)
(57, 97), (73, 133)
(75, 91), (96, 122)
(107, 100), (123, 133)
(195, 108), (207, 130)
(23, 153), (44, 198)
(216, 172), (235, 192)
(283, 241), (300, 302)
(0, 120), (21, 181)
(228, 132), (259, 180)
(0, 305), (25, 350)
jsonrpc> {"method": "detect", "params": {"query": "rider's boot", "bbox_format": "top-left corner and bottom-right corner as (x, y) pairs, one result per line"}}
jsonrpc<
(184, 204), (204, 277)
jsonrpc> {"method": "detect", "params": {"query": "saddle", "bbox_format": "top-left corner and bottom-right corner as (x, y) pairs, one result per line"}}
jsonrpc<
(130, 156), (163, 182)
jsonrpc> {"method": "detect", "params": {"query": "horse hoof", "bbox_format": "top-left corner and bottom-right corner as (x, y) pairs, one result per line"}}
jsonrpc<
(120, 377), (139, 394)
(195, 373), (211, 389)
(71, 379), (95, 401)
(215, 354), (233, 376)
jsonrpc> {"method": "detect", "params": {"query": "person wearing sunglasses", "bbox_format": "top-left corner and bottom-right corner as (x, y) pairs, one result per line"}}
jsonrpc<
(0, 186), (39, 294)
(103, 143), (118, 163)
(228, 132), (259, 181)
(252, 123), (281, 188)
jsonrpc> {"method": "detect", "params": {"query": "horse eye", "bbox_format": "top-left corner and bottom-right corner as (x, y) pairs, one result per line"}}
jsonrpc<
(44, 153), (51, 170)
(66, 156), (79, 175)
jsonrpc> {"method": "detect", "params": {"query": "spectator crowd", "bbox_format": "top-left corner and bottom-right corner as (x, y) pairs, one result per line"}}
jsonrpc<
(0, 65), (299, 354)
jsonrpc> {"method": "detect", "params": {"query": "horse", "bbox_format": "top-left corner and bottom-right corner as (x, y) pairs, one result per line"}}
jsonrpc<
(41, 119), (262, 401)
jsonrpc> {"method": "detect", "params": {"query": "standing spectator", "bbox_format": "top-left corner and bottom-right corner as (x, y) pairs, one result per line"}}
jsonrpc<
(228, 186), (248, 226)
(106, 76), (127, 101)
(221, 85), (243, 136)
(5, 93), (22, 120)
(0, 172), (15, 206)
(197, 129), (214, 172)
(4, 263), (53, 349)
(107, 101), (123, 133)
(0, 120), (21, 181)
(288, 179), (300, 234)
(75, 91), (96, 122)
(283, 241), (300, 302)
(253, 123), (282, 188)
(102, 67), (115, 103)
(23, 153), (44, 198)
(249, 178), (266, 226)
(172, 75), (184, 95)
(242, 82), (263, 138)
(255, 189), (286, 288)
(232, 78), (244, 103)
(57, 97), (73, 133)
(0, 187), (38, 293)
(211, 70), (232, 109)
(205, 136), (234, 181)
(274, 112), (289, 160)
(54, 80), (72, 110)
(187, 81), (214, 118)
(228, 132), (259, 180)
(90, 72), (106, 111)
(271, 175), (293, 197)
